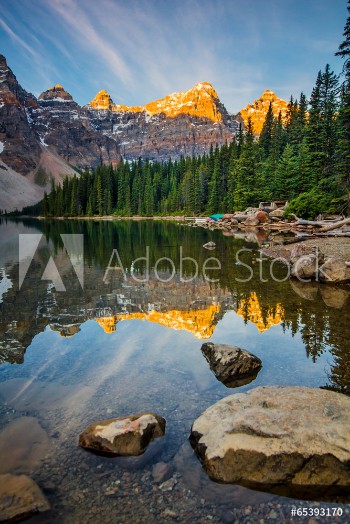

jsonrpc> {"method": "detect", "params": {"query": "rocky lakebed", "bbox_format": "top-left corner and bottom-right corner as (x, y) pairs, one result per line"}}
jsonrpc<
(1, 342), (349, 523)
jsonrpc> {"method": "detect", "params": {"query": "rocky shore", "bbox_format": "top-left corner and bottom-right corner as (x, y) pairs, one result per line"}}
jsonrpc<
(262, 238), (350, 284)
(188, 207), (350, 284)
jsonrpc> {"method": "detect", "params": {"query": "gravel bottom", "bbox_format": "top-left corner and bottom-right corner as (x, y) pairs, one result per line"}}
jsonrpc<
(1, 402), (349, 524)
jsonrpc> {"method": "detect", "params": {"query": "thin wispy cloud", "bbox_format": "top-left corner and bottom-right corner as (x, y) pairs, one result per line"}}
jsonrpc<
(0, 15), (59, 87)
(0, 0), (346, 112)
(0, 17), (39, 60)
(48, 0), (134, 87)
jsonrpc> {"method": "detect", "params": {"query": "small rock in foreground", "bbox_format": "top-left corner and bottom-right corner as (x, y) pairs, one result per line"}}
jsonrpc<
(201, 342), (262, 387)
(79, 413), (166, 456)
(0, 474), (50, 522)
(190, 386), (350, 497)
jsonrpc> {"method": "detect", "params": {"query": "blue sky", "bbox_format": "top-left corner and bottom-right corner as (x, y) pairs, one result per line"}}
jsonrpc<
(0, 0), (347, 113)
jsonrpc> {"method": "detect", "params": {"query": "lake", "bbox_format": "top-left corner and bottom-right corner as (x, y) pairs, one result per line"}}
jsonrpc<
(0, 218), (349, 523)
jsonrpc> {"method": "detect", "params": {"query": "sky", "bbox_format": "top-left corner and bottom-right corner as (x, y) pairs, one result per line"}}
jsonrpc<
(0, 0), (347, 113)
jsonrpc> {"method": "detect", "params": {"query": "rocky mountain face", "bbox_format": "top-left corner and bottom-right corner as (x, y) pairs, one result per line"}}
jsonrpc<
(84, 82), (241, 161)
(32, 84), (120, 170)
(0, 55), (120, 211)
(0, 56), (41, 177)
(239, 89), (289, 134)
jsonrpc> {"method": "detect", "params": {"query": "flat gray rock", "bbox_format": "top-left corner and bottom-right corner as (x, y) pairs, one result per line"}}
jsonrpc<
(201, 343), (262, 387)
(79, 412), (166, 456)
(190, 386), (350, 498)
(0, 417), (50, 475)
(0, 474), (49, 522)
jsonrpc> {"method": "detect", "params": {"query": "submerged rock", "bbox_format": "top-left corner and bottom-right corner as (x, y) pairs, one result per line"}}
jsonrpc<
(320, 285), (349, 309)
(203, 241), (216, 249)
(190, 386), (350, 497)
(0, 474), (50, 522)
(201, 343), (262, 387)
(152, 462), (172, 483)
(289, 279), (319, 301)
(79, 413), (166, 456)
(0, 417), (50, 475)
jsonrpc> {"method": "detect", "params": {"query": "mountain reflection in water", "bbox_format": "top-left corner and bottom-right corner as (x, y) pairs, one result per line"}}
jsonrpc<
(0, 217), (349, 398)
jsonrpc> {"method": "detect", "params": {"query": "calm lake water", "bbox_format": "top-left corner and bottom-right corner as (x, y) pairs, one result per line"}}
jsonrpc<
(0, 218), (349, 523)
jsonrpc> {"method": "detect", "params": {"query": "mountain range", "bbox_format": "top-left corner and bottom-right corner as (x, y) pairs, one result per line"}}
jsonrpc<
(0, 54), (288, 211)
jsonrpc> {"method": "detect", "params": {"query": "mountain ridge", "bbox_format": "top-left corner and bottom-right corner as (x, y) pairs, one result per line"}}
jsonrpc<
(0, 54), (288, 211)
(86, 81), (225, 122)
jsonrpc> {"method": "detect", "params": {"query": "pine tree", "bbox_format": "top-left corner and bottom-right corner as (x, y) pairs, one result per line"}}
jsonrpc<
(43, 192), (48, 217)
(259, 102), (274, 158)
(336, 0), (350, 212)
(208, 155), (221, 213)
(96, 176), (103, 216)
(318, 64), (339, 185)
(70, 176), (78, 216)
(295, 138), (314, 193)
(86, 193), (93, 216)
(306, 71), (323, 179)
(274, 144), (298, 199)
(234, 118), (258, 209)
(236, 123), (244, 157)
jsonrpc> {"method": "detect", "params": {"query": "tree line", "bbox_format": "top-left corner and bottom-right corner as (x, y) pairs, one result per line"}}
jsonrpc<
(21, 3), (350, 219)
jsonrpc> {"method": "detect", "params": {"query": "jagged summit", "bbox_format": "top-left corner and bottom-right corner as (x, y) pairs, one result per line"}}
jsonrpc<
(260, 89), (277, 100)
(87, 89), (121, 111)
(39, 85), (74, 102)
(239, 89), (288, 133)
(49, 84), (64, 91)
(86, 81), (225, 122)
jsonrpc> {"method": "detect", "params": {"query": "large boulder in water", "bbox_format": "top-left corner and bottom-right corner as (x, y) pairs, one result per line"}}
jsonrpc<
(291, 254), (319, 280)
(0, 474), (49, 522)
(290, 243), (324, 280)
(319, 258), (350, 284)
(79, 413), (166, 456)
(201, 343), (262, 387)
(190, 386), (350, 497)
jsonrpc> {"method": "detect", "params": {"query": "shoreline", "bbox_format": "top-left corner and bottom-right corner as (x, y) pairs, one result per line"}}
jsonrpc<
(9, 215), (191, 221)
